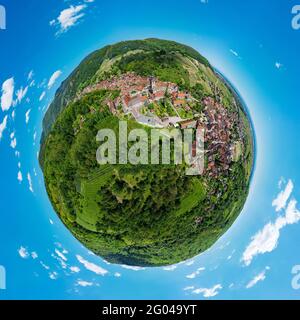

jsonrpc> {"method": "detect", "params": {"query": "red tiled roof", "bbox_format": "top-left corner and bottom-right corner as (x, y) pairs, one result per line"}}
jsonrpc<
(155, 92), (164, 98)
(174, 99), (186, 105)
(124, 95), (131, 105)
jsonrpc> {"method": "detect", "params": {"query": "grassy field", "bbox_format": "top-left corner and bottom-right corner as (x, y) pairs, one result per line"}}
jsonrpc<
(78, 165), (112, 231)
(77, 165), (205, 231)
(173, 178), (205, 217)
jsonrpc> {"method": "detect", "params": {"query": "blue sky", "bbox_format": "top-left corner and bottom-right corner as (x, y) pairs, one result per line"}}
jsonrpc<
(0, 0), (300, 299)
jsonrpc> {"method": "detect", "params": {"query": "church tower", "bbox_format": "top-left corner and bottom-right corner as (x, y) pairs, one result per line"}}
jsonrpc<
(149, 76), (156, 94)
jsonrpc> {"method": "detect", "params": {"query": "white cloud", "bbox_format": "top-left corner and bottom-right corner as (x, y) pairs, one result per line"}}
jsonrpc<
(48, 70), (62, 89)
(40, 261), (50, 270)
(183, 286), (195, 291)
(192, 284), (222, 298)
(51, 5), (87, 34)
(28, 70), (34, 81)
(55, 242), (63, 249)
(17, 170), (23, 182)
(0, 115), (8, 140)
(18, 246), (29, 259)
(76, 280), (93, 287)
(49, 271), (58, 280)
(246, 267), (270, 289)
(10, 137), (17, 149)
(76, 255), (108, 276)
(278, 177), (286, 189)
(185, 260), (195, 266)
(25, 109), (31, 124)
(27, 173), (34, 192)
(186, 273), (197, 279)
(55, 249), (67, 261)
(230, 49), (240, 58)
(186, 267), (205, 279)
(70, 266), (80, 273)
(51, 246), (68, 269)
(31, 252), (38, 259)
(272, 179), (293, 212)
(1, 78), (14, 111)
(33, 131), (37, 144)
(16, 86), (28, 104)
(121, 265), (145, 271)
(227, 249), (236, 261)
(163, 265), (177, 271)
(37, 79), (46, 89)
(242, 222), (278, 266)
(242, 181), (300, 266)
(39, 91), (46, 101)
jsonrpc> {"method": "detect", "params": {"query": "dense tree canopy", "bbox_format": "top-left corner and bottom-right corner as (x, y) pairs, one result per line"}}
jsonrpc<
(40, 40), (254, 266)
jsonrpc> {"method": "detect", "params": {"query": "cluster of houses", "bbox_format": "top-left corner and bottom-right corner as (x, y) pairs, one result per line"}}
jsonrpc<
(201, 97), (238, 177)
(81, 73), (239, 177)
(82, 73), (193, 127)
(164, 97), (238, 178)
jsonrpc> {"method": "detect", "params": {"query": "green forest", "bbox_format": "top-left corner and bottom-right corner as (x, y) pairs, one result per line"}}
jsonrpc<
(40, 39), (253, 266)
(42, 89), (252, 266)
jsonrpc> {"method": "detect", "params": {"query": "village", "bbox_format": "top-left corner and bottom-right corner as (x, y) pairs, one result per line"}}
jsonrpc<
(81, 72), (195, 128)
(82, 72), (241, 177)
